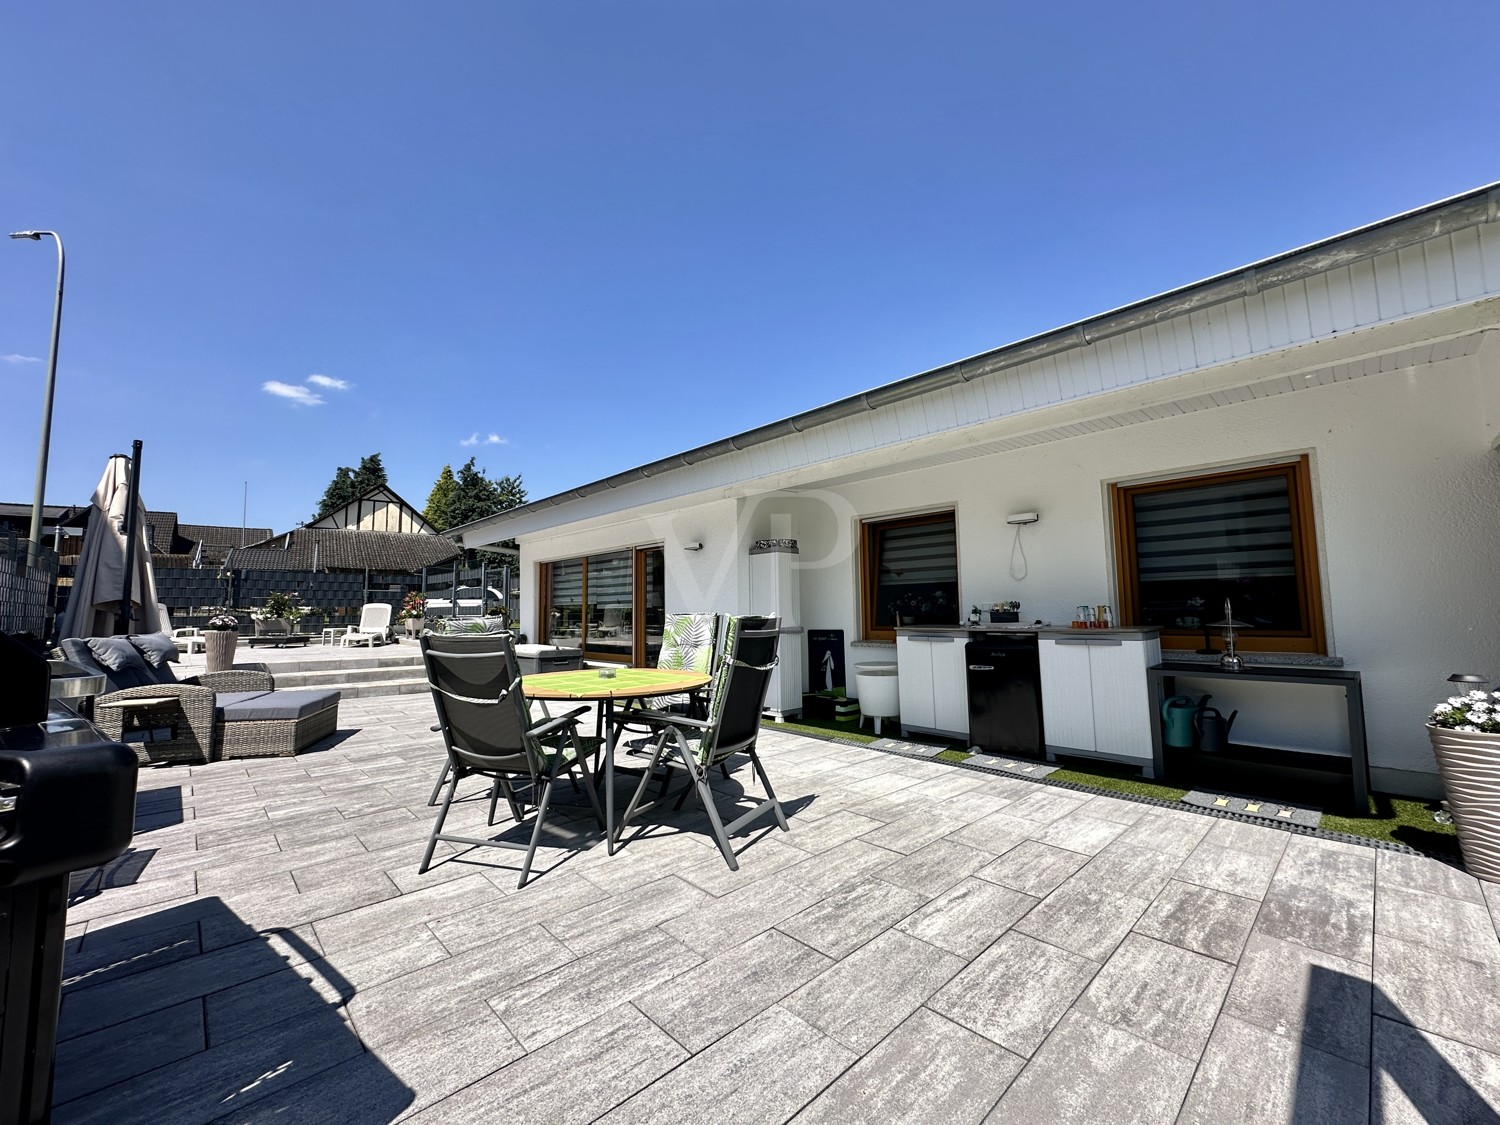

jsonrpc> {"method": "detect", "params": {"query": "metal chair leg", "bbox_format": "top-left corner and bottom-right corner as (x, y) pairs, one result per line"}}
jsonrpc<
(518, 770), (558, 889)
(427, 759), (451, 807)
(420, 771), (460, 873)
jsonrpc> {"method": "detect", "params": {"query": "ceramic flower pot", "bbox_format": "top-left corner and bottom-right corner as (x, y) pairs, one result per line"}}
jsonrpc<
(205, 630), (237, 674)
(1427, 724), (1500, 883)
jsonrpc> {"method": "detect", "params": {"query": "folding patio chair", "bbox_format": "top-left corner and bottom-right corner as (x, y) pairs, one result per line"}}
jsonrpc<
(608, 615), (788, 870)
(419, 633), (604, 888)
(340, 603), (392, 647)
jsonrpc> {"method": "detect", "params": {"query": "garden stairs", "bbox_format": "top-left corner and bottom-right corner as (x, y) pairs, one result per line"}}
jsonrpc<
(253, 647), (428, 699)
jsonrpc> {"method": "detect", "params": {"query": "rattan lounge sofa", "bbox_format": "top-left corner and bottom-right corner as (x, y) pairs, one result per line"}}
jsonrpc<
(59, 635), (340, 764)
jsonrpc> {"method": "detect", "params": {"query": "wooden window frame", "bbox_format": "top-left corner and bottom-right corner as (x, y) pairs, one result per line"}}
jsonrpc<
(860, 510), (959, 643)
(538, 545), (665, 665)
(1110, 455), (1327, 653)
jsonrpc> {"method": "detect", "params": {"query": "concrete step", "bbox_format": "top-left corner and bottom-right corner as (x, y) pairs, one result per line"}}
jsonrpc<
(271, 665), (427, 689)
(253, 652), (424, 675)
(327, 677), (430, 699)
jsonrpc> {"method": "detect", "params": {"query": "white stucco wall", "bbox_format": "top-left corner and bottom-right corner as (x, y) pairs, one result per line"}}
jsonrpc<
(782, 346), (1499, 795)
(514, 342), (1498, 796)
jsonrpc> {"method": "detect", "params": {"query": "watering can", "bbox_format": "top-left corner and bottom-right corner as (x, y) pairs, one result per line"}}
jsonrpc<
(1161, 695), (1199, 749)
(1194, 700), (1238, 753)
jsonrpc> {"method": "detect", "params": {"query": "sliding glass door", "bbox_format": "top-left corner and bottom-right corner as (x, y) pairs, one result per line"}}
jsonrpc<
(540, 545), (665, 665)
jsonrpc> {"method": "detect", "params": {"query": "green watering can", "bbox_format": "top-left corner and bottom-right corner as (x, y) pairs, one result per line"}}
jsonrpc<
(1161, 694), (1200, 749)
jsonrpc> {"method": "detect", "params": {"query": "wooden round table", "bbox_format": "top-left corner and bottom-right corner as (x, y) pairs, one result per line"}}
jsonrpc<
(523, 667), (711, 854)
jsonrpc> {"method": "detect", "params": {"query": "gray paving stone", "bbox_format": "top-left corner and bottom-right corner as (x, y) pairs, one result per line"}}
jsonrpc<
(1075, 793), (1153, 824)
(1371, 1014), (1500, 1123)
(1176, 1012), (1369, 1125)
(345, 923), (575, 1048)
(490, 926), (702, 1050)
(1175, 840), (1282, 900)
(1132, 879), (1258, 963)
(674, 835), (810, 895)
(1199, 815), (1292, 859)
(1012, 876), (1152, 963)
(977, 839), (1088, 897)
(780, 809), (886, 854)
(598, 1006), (855, 1125)
(782, 930), (965, 1052)
(929, 930), (1098, 1057)
(405, 1003), (685, 1125)
(1071, 840), (1182, 899)
(1255, 837), (1376, 964)
(545, 873), (710, 955)
(635, 928), (833, 1051)
(53, 999), (205, 1104)
(778, 876), (928, 958)
(312, 872), (503, 951)
(663, 872), (824, 951)
(795, 1007), (1023, 1124)
(860, 810), (968, 854)
(876, 838), (992, 897)
(63, 919), (201, 991)
(1002, 788), (1090, 825)
(1113, 809), (1213, 857)
(1375, 881), (1500, 964)
(427, 872), (610, 954)
(52, 1007), (367, 1124)
(1075, 933), (1234, 1059)
(1376, 849), (1485, 905)
(896, 877), (1039, 960)
(1032, 812), (1130, 856)
(984, 1010), (1196, 1124)
(1374, 933), (1500, 1056)
(781, 838), (903, 898)
(946, 811), (1039, 856)
(1224, 931), (1372, 1065)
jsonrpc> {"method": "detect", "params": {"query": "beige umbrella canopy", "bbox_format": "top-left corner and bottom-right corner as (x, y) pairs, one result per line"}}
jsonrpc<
(57, 454), (163, 639)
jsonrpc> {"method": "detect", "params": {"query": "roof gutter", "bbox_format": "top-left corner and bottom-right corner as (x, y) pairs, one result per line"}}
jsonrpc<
(453, 182), (1500, 543)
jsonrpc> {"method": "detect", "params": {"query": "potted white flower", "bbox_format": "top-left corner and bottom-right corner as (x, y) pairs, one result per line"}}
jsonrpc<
(255, 592), (306, 636)
(1428, 687), (1500, 882)
(203, 610), (239, 673)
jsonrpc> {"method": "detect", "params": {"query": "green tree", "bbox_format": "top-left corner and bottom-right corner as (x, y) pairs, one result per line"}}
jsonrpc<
(312, 453), (389, 522)
(350, 453), (388, 498)
(312, 466), (357, 522)
(446, 458), (527, 530)
(423, 464), (457, 531)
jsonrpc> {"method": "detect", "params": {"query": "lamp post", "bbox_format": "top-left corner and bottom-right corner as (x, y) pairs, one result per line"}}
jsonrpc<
(9, 230), (66, 568)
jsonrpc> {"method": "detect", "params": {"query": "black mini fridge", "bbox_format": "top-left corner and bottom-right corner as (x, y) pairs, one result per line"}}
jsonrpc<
(965, 634), (1044, 756)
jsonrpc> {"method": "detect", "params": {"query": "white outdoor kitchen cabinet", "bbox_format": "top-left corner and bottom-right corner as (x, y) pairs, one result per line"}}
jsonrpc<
(1038, 628), (1161, 774)
(895, 630), (969, 740)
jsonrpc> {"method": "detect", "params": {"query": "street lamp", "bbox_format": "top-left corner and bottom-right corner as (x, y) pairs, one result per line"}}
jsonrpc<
(9, 230), (66, 567)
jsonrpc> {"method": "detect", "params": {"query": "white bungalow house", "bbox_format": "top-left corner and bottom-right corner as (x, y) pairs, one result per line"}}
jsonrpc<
(456, 185), (1500, 799)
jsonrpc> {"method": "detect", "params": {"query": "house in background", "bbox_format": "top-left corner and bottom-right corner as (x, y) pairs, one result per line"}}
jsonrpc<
(306, 485), (437, 535)
(230, 487), (457, 573)
(456, 184), (1500, 799)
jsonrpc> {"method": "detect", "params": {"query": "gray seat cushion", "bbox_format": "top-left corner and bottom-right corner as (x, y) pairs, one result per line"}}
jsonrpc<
(218, 689), (341, 723)
(213, 691), (274, 721)
(61, 636), (178, 693)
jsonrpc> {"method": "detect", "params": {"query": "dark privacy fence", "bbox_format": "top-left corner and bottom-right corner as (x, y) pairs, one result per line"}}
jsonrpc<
(152, 567), (424, 626)
(0, 532), (58, 636)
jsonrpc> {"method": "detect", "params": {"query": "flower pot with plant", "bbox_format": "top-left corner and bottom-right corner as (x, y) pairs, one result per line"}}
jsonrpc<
(254, 591), (306, 636)
(204, 611), (239, 673)
(399, 592), (427, 636)
(1427, 687), (1500, 882)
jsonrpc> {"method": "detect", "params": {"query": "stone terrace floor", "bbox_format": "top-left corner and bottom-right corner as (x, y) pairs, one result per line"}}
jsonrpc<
(55, 695), (1500, 1123)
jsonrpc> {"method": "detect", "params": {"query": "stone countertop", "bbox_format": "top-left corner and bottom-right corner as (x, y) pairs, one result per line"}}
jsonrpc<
(1035, 627), (1161, 640)
(1155, 650), (1346, 668)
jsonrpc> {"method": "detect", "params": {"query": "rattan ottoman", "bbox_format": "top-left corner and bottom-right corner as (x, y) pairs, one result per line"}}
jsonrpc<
(214, 689), (342, 760)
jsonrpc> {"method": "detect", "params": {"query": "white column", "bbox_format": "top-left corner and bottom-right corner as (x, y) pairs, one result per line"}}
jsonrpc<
(748, 538), (803, 720)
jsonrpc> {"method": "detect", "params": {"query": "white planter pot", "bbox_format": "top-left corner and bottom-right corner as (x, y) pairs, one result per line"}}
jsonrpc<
(205, 630), (238, 674)
(1427, 724), (1500, 883)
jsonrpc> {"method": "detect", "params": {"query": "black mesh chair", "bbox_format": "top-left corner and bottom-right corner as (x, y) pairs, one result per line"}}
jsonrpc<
(420, 634), (604, 888)
(608, 615), (788, 870)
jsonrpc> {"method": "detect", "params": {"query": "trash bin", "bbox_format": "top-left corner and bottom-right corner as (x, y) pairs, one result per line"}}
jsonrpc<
(513, 644), (583, 677)
(1, 696), (138, 1123)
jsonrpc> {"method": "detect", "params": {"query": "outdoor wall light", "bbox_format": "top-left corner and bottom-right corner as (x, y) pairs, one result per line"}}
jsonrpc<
(682, 541), (704, 552)
(1448, 673), (1489, 691)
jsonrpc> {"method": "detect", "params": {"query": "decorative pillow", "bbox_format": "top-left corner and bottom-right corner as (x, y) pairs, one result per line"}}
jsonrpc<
(84, 635), (158, 692)
(129, 632), (180, 669)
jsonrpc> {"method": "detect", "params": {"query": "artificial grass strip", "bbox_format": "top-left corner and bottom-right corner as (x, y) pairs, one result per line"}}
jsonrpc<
(1322, 796), (1460, 856)
(1048, 767), (1188, 802)
(767, 717), (879, 744)
(936, 748), (971, 764)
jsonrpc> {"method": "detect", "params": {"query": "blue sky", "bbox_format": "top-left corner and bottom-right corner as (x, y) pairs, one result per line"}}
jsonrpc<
(3, 1), (1495, 535)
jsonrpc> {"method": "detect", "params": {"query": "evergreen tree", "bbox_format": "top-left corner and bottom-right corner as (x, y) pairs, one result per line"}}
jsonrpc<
(312, 466), (357, 522)
(446, 459), (528, 530)
(423, 465), (457, 531)
(350, 452), (388, 498)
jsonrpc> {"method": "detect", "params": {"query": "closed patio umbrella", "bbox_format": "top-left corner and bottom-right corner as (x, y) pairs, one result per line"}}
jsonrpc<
(57, 452), (163, 639)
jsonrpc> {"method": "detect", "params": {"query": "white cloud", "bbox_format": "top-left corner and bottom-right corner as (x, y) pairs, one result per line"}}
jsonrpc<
(460, 432), (479, 446)
(307, 374), (350, 390)
(262, 380), (325, 406)
(485, 433), (505, 444)
(3, 354), (41, 364)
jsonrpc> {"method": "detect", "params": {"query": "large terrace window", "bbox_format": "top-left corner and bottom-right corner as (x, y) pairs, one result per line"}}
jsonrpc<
(861, 511), (959, 642)
(539, 546), (664, 664)
(1110, 456), (1326, 653)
